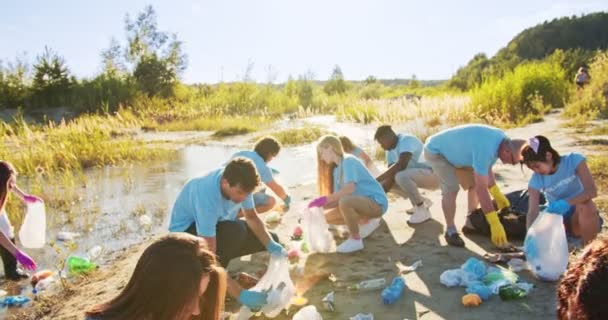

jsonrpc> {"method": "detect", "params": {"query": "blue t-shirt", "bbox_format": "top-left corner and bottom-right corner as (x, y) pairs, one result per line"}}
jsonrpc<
(425, 124), (506, 176)
(529, 153), (586, 202)
(386, 134), (430, 169)
(231, 150), (273, 183)
(169, 168), (255, 237)
(333, 155), (389, 213)
(351, 146), (363, 157)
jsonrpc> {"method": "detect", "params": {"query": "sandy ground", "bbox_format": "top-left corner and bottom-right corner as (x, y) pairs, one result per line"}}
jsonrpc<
(11, 110), (607, 320)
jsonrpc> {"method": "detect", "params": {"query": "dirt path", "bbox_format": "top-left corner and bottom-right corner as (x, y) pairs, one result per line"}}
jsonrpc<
(11, 110), (607, 320)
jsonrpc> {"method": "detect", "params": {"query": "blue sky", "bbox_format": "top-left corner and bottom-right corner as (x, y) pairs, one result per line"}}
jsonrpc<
(1, 1), (606, 84)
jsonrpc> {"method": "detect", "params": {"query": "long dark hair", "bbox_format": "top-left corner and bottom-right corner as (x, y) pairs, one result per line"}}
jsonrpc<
(0, 161), (16, 212)
(521, 135), (561, 168)
(86, 233), (226, 320)
(558, 237), (608, 319)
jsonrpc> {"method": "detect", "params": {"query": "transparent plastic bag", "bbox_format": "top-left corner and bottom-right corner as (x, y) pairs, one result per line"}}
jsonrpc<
(293, 305), (323, 320)
(19, 202), (46, 248)
(302, 207), (335, 253)
(236, 256), (296, 319)
(524, 211), (569, 281)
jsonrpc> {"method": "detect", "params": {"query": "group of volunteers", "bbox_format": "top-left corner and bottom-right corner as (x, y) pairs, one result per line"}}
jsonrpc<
(0, 122), (603, 319)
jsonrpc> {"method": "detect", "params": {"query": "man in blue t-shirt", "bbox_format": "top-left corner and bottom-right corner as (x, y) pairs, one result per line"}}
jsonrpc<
(230, 136), (291, 213)
(424, 124), (526, 248)
(169, 157), (285, 312)
(374, 125), (440, 225)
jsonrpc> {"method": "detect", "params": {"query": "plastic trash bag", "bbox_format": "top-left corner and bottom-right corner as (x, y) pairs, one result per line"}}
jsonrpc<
(236, 256), (296, 319)
(293, 305), (323, 320)
(302, 207), (335, 253)
(461, 258), (486, 281)
(19, 202), (46, 248)
(439, 269), (463, 287)
(524, 211), (569, 281)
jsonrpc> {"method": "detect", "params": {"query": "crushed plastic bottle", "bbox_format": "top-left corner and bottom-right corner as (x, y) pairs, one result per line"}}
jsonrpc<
(87, 245), (103, 261)
(348, 278), (386, 291)
(67, 256), (97, 274)
(1, 295), (30, 307)
(33, 276), (54, 294)
(56, 231), (80, 241)
(31, 270), (53, 287)
(381, 276), (406, 304)
(498, 284), (527, 300)
(350, 313), (374, 320)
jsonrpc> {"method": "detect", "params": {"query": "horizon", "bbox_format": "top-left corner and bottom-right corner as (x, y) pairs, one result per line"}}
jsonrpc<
(1, 1), (606, 84)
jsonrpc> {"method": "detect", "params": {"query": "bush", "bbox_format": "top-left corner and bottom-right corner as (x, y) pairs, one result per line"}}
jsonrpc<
(471, 61), (568, 124)
(565, 50), (608, 118)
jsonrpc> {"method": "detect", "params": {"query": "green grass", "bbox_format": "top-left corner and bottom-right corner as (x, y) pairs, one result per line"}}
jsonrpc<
(254, 127), (333, 146)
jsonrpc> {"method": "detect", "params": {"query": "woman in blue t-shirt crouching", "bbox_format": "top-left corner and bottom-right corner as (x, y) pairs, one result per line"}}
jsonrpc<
(522, 135), (601, 245)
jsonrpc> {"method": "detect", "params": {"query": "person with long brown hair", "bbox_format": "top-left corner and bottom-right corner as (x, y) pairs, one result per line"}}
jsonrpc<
(308, 135), (388, 253)
(0, 161), (39, 279)
(85, 233), (227, 320)
(557, 237), (608, 319)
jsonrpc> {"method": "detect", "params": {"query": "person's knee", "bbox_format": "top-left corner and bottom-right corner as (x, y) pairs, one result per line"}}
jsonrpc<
(338, 196), (356, 211)
(577, 201), (599, 226)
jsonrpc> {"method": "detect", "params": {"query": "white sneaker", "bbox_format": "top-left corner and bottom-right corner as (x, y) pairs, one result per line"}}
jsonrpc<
(336, 238), (364, 253)
(359, 218), (381, 239)
(406, 197), (433, 214)
(408, 205), (432, 224)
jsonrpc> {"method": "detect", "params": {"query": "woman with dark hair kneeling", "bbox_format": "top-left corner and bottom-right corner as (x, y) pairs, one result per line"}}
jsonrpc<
(85, 233), (226, 320)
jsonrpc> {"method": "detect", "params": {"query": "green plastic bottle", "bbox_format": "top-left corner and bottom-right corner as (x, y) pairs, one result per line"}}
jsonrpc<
(67, 256), (97, 274)
(498, 284), (527, 300)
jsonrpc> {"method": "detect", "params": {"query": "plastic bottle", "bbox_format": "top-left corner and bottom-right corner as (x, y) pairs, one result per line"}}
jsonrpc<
(381, 276), (406, 304)
(67, 256), (97, 274)
(31, 270), (53, 286)
(348, 278), (386, 291)
(19, 202), (46, 248)
(498, 284), (527, 300)
(33, 276), (54, 293)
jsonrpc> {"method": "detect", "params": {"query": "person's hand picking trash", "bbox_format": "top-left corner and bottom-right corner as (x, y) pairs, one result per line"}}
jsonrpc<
(546, 199), (570, 216)
(266, 239), (287, 257)
(307, 196), (327, 208)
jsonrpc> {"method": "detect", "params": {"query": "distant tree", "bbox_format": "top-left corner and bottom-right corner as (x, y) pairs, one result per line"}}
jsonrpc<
(31, 47), (73, 108)
(409, 74), (421, 89)
(0, 56), (30, 109)
(364, 75), (378, 85)
(297, 74), (314, 107)
(124, 5), (187, 96)
(323, 65), (347, 95)
(100, 37), (127, 77)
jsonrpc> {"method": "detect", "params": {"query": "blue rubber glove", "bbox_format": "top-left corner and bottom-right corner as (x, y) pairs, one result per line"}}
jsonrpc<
(238, 289), (268, 311)
(546, 199), (571, 216)
(270, 167), (280, 175)
(283, 195), (291, 211)
(266, 239), (287, 257)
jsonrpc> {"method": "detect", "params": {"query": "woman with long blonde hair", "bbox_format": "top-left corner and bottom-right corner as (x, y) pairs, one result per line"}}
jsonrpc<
(86, 233), (227, 320)
(308, 135), (388, 253)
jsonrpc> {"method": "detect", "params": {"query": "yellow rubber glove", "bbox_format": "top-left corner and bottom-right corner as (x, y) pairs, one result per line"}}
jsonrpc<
(485, 211), (508, 247)
(489, 184), (510, 210)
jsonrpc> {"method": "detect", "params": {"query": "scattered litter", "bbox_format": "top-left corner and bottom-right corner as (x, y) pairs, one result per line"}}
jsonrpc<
(462, 293), (482, 307)
(461, 258), (486, 280)
(31, 270), (53, 287)
(1, 295), (30, 307)
(33, 275), (55, 293)
(265, 212), (281, 224)
(293, 305), (322, 320)
(381, 276), (406, 305)
(507, 258), (528, 272)
(465, 281), (492, 300)
(67, 256), (97, 274)
(287, 248), (301, 263)
(396, 260), (422, 274)
(322, 291), (335, 311)
(139, 215), (152, 227)
(291, 295), (308, 307)
(328, 274), (337, 282)
(291, 226), (303, 240)
(0, 290), (6, 297)
(88, 245), (104, 261)
(348, 278), (386, 291)
(56, 231), (81, 241)
(440, 269), (463, 287)
(350, 313), (374, 320)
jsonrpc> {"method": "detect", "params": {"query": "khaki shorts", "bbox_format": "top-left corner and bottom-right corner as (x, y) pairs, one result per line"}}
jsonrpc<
(424, 148), (475, 194)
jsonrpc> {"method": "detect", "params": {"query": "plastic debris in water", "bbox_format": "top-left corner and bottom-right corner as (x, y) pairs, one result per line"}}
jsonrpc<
(56, 231), (81, 241)
(67, 256), (98, 274)
(322, 291), (335, 311)
(88, 245), (104, 261)
(139, 215), (152, 227)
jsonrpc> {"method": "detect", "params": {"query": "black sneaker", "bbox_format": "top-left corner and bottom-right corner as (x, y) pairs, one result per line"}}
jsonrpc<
(6, 268), (29, 281)
(444, 232), (465, 247)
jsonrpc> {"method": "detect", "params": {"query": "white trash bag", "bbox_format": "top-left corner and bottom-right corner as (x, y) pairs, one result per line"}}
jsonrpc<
(524, 211), (569, 281)
(236, 255), (296, 319)
(292, 305), (323, 320)
(19, 202), (46, 248)
(302, 207), (335, 253)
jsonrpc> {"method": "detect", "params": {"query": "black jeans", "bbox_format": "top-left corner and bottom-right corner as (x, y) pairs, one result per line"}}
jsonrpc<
(185, 220), (279, 267)
(0, 237), (19, 278)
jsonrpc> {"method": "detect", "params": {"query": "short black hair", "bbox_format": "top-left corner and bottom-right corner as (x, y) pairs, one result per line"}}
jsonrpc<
(253, 136), (281, 161)
(223, 157), (260, 193)
(374, 125), (395, 141)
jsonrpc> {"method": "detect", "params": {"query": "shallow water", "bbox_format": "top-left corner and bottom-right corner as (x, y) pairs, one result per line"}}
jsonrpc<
(1, 116), (383, 315)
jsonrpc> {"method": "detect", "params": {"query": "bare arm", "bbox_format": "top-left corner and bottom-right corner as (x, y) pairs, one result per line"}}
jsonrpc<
(359, 150), (374, 168)
(377, 152), (412, 182)
(325, 182), (355, 206)
(243, 208), (271, 247)
(567, 160), (597, 205)
(265, 180), (287, 200)
(0, 230), (18, 255)
(526, 188), (541, 229)
(474, 173), (494, 213)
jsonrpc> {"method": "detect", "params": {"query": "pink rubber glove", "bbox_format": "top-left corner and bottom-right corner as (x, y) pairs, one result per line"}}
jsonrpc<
(23, 194), (43, 204)
(307, 196), (328, 208)
(15, 249), (37, 271)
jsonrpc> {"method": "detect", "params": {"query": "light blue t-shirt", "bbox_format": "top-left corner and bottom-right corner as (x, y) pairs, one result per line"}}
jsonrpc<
(169, 168), (255, 237)
(529, 153), (586, 202)
(333, 155), (389, 214)
(386, 134), (430, 169)
(425, 124), (506, 176)
(351, 146), (363, 157)
(231, 150), (273, 183)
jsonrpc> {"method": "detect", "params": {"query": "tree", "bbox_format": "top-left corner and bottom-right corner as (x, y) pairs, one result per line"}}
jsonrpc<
(124, 5), (187, 96)
(100, 37), (126, 77)
(323, 65), (347, 95)
(409, 74), (421, 89)
(0, 56), (30, 109)
(364, 75), (378, 85)
(31, 47), (73, 108)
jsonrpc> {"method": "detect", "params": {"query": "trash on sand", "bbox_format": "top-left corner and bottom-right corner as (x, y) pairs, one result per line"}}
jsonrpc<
(396, 260), (422, 274)
(293, 305), (323, 320)
(499, 282), (534, 300)
(31, 270), (53, 287)
(1, 295), (30, 307)
(322, 291), (335, 311)
(139, 215), (152, 227)
(291, 226), (303, 240)
(291, 295), (308, 307)
(265, 212), (281, 224)
(507, 258), (528, 272)
(350, 313), (374, 320)
(328, 273), (337, 282)
(440, 269), (463, 287)
(381, 276), (406, 305)
(348, 278), (386, 291)
(33, 275), (55, 293)
(462, 293), (482, 307)
(88, 245), (104, 261)
(465, 281), (492, 300)
(56, 231), (81, 241)
(461, 258), (486, 281)
(288, 248), (301, 263)
(67, 256), (97, 274)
